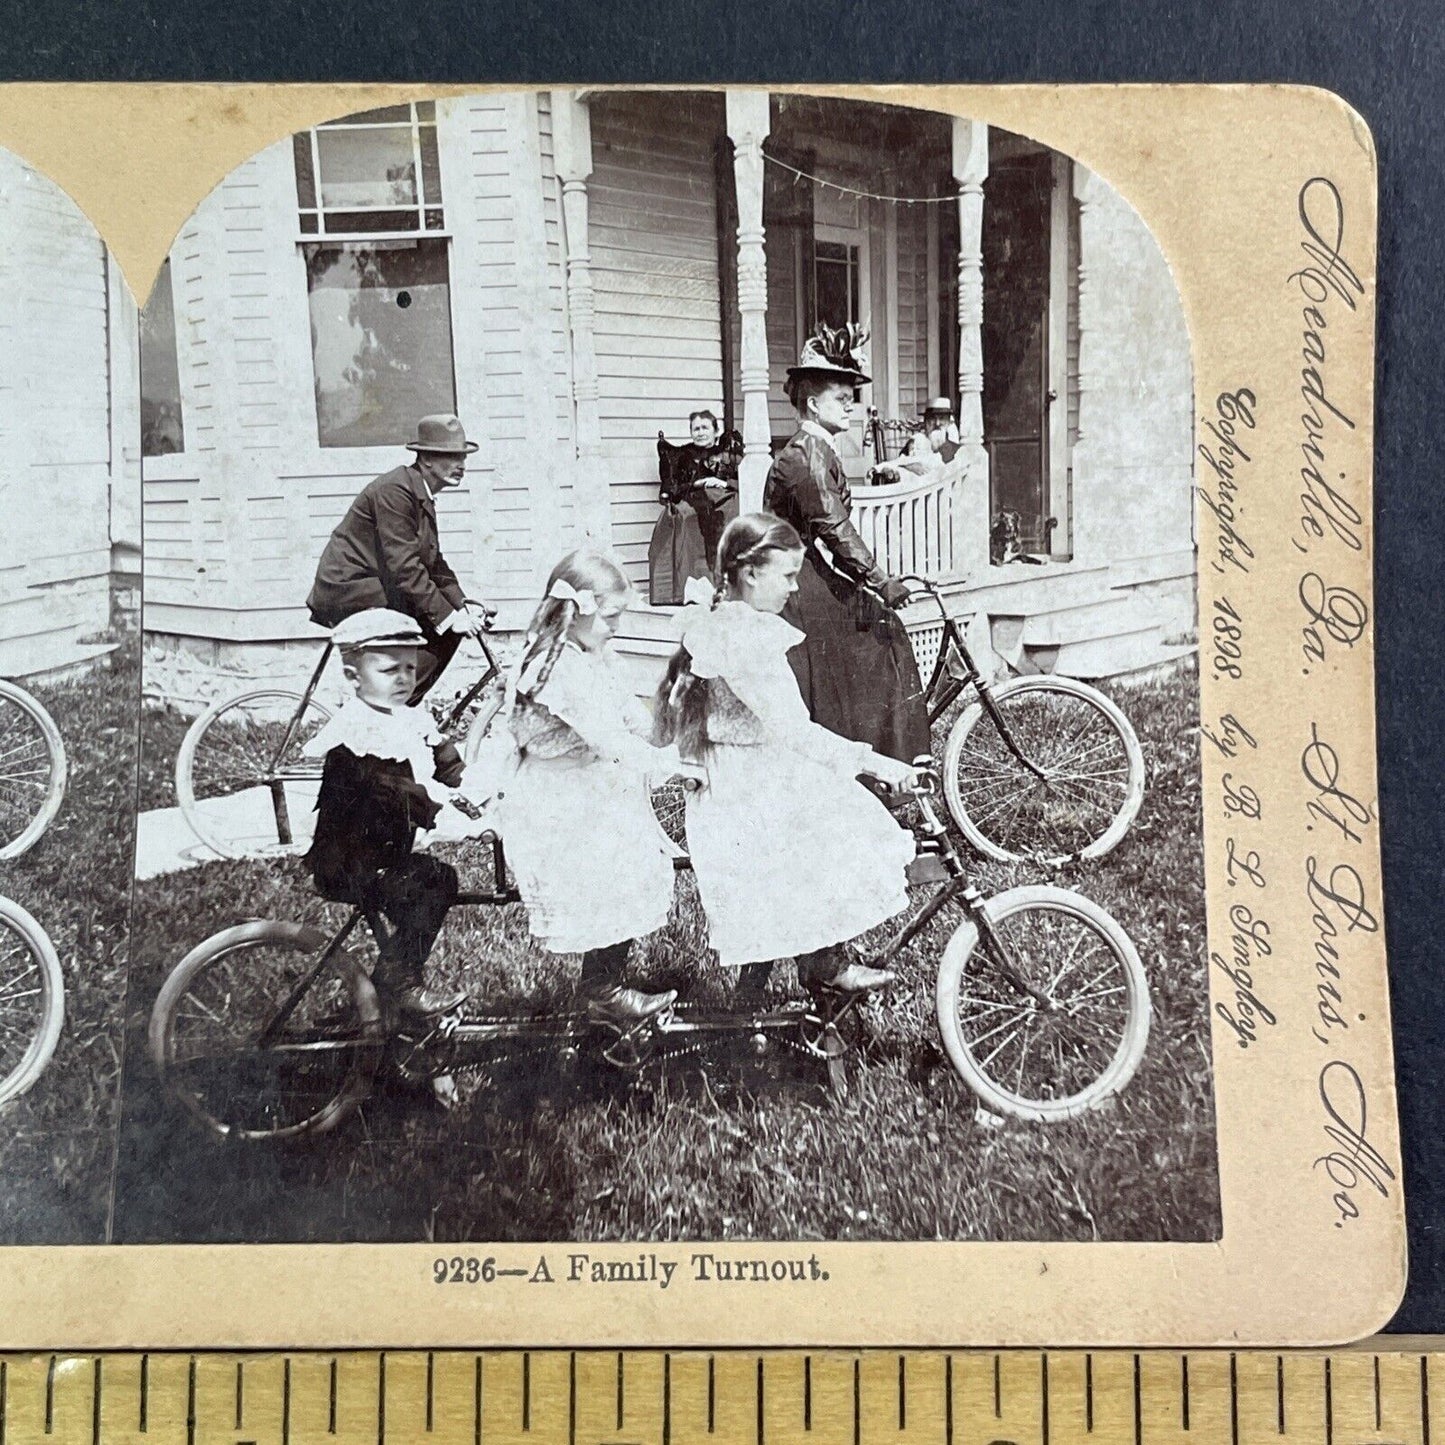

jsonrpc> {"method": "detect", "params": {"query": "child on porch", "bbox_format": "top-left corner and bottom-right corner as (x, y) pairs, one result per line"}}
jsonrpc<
(502, 549), (705, 1025)
(652, 513), (918, 998)
(303, 608), (466, 1021)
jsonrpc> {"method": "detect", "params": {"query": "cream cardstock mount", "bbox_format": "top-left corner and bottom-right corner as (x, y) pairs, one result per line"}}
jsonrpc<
(0, 84), (1397, 1347)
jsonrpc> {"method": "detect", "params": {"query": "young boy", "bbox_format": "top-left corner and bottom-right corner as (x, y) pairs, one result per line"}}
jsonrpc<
(303, 608), (465, 1018)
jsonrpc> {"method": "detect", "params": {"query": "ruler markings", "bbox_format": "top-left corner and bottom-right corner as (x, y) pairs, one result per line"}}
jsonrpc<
(474, 1355), (483, 1445)
(945, 1355), (953, 1445)
(755, 1357), (764, 1445)
(90, 1357), (100, 1445)
(186, 1356), (196, 1445)
(1325, 1356), (1334, 1445)
(1425, 1356), (1434, 1445)
(7, 1348), (1445, 1444)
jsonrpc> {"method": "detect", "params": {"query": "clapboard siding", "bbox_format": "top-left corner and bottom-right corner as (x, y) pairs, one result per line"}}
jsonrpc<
(0, 149), (125, 670)
(589, 91), (726, 583)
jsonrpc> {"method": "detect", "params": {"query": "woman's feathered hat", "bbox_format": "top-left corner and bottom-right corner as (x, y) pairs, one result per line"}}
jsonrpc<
(786, 322), (872, 385)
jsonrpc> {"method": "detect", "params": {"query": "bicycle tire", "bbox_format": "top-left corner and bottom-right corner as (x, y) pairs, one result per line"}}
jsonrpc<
(0, 896), (65, 1106)
(941, 675), (1145, 864)
(0, 679), (67, 860)
(934, 884), (1151, 1122)
(175, 688), (333, 859)
(148, 919), (382, 1141)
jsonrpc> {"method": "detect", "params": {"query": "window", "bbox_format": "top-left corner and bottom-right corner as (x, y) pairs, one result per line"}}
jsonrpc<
(294, 102), (457, 449)
(813, 239), (861, 331)
(140, 258), (185, 456)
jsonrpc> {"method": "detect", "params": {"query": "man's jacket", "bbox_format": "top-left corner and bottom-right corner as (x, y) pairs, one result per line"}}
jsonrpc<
(307, 464), (465, 630)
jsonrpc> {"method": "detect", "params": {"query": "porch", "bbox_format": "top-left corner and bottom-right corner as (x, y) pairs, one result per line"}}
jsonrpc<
(551, 89), (1196, 689)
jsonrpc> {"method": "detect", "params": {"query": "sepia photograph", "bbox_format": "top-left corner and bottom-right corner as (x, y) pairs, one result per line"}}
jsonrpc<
(108, 88), (1218, 1249)
(0, 147), (142, 1242)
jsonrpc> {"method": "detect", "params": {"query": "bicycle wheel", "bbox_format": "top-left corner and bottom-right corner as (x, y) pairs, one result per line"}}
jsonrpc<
(0, 679), (67, 860)
(0, 897), (65, 1106)
(148, 920), (383, 1141)
(941, 675), (1145, 864)
(934, 884), (1150, 1122)
(176, 689), (333, 860)
(649, 778), (689, 858)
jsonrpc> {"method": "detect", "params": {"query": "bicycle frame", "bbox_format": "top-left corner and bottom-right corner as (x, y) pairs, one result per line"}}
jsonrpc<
(246, 769), (1050, 1083)
(261, 626), (504, 848)
(894, 573), (1049, 783)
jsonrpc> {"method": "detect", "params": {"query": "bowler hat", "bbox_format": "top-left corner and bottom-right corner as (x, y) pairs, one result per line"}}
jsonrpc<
(406, 414), (479, 455)
(921, 396), (955, 417)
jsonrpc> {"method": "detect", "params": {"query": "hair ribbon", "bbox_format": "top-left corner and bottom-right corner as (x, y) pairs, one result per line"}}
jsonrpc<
(547, 577), (597, 614)
(682, 575), (717, 608)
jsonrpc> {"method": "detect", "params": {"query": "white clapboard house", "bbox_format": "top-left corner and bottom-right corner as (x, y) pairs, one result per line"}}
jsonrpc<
(0, 149), (140, 678)
(139, 89), (1195, 705)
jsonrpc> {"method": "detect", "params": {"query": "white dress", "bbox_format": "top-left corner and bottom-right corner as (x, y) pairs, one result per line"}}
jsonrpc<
(501, 642), (682, 954)
(681, 602), (915, 967)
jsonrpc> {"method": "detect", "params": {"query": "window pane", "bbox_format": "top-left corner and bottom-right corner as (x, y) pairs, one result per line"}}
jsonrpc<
(305, 239), (456, 449)
(415, 100), (436, 122)
(140, 258), (185, 456)
(293, 132), (317, 209)
(316, 126), (417, 209)
(323, 207), (423, 234)
(419, 125), (441, 207)
(815, 256), (850, 330)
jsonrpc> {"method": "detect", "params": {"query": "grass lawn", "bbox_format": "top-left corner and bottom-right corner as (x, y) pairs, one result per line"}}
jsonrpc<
(114, 658), (1219, 1246)
(0, 632), (140, 1243)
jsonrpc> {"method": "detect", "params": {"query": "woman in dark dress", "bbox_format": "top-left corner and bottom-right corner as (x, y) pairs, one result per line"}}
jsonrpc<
(763, 326), (930, 764)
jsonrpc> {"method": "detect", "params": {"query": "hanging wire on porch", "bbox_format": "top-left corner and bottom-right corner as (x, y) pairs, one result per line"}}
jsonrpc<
(762, 151), (957, 206)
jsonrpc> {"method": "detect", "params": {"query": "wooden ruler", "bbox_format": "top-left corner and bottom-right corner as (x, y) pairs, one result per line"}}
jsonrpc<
(0, 1348), (1437, 1445)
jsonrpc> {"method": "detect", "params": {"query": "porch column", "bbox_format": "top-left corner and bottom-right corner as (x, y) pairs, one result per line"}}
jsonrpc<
(727, 91), (771, 515)
(552, 90), (610, 544)
(952, 117), (990, 577)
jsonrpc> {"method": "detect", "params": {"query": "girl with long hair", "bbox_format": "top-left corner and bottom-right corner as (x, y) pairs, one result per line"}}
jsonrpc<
(503, 548), (701, 1024)
(654, 513), (917, 995)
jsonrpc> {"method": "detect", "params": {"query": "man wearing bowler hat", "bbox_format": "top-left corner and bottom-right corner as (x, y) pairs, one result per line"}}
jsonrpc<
(308, 413), (495, 705)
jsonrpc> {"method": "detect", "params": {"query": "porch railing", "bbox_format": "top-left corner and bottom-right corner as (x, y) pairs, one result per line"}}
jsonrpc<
(850, 468), (963, 580)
